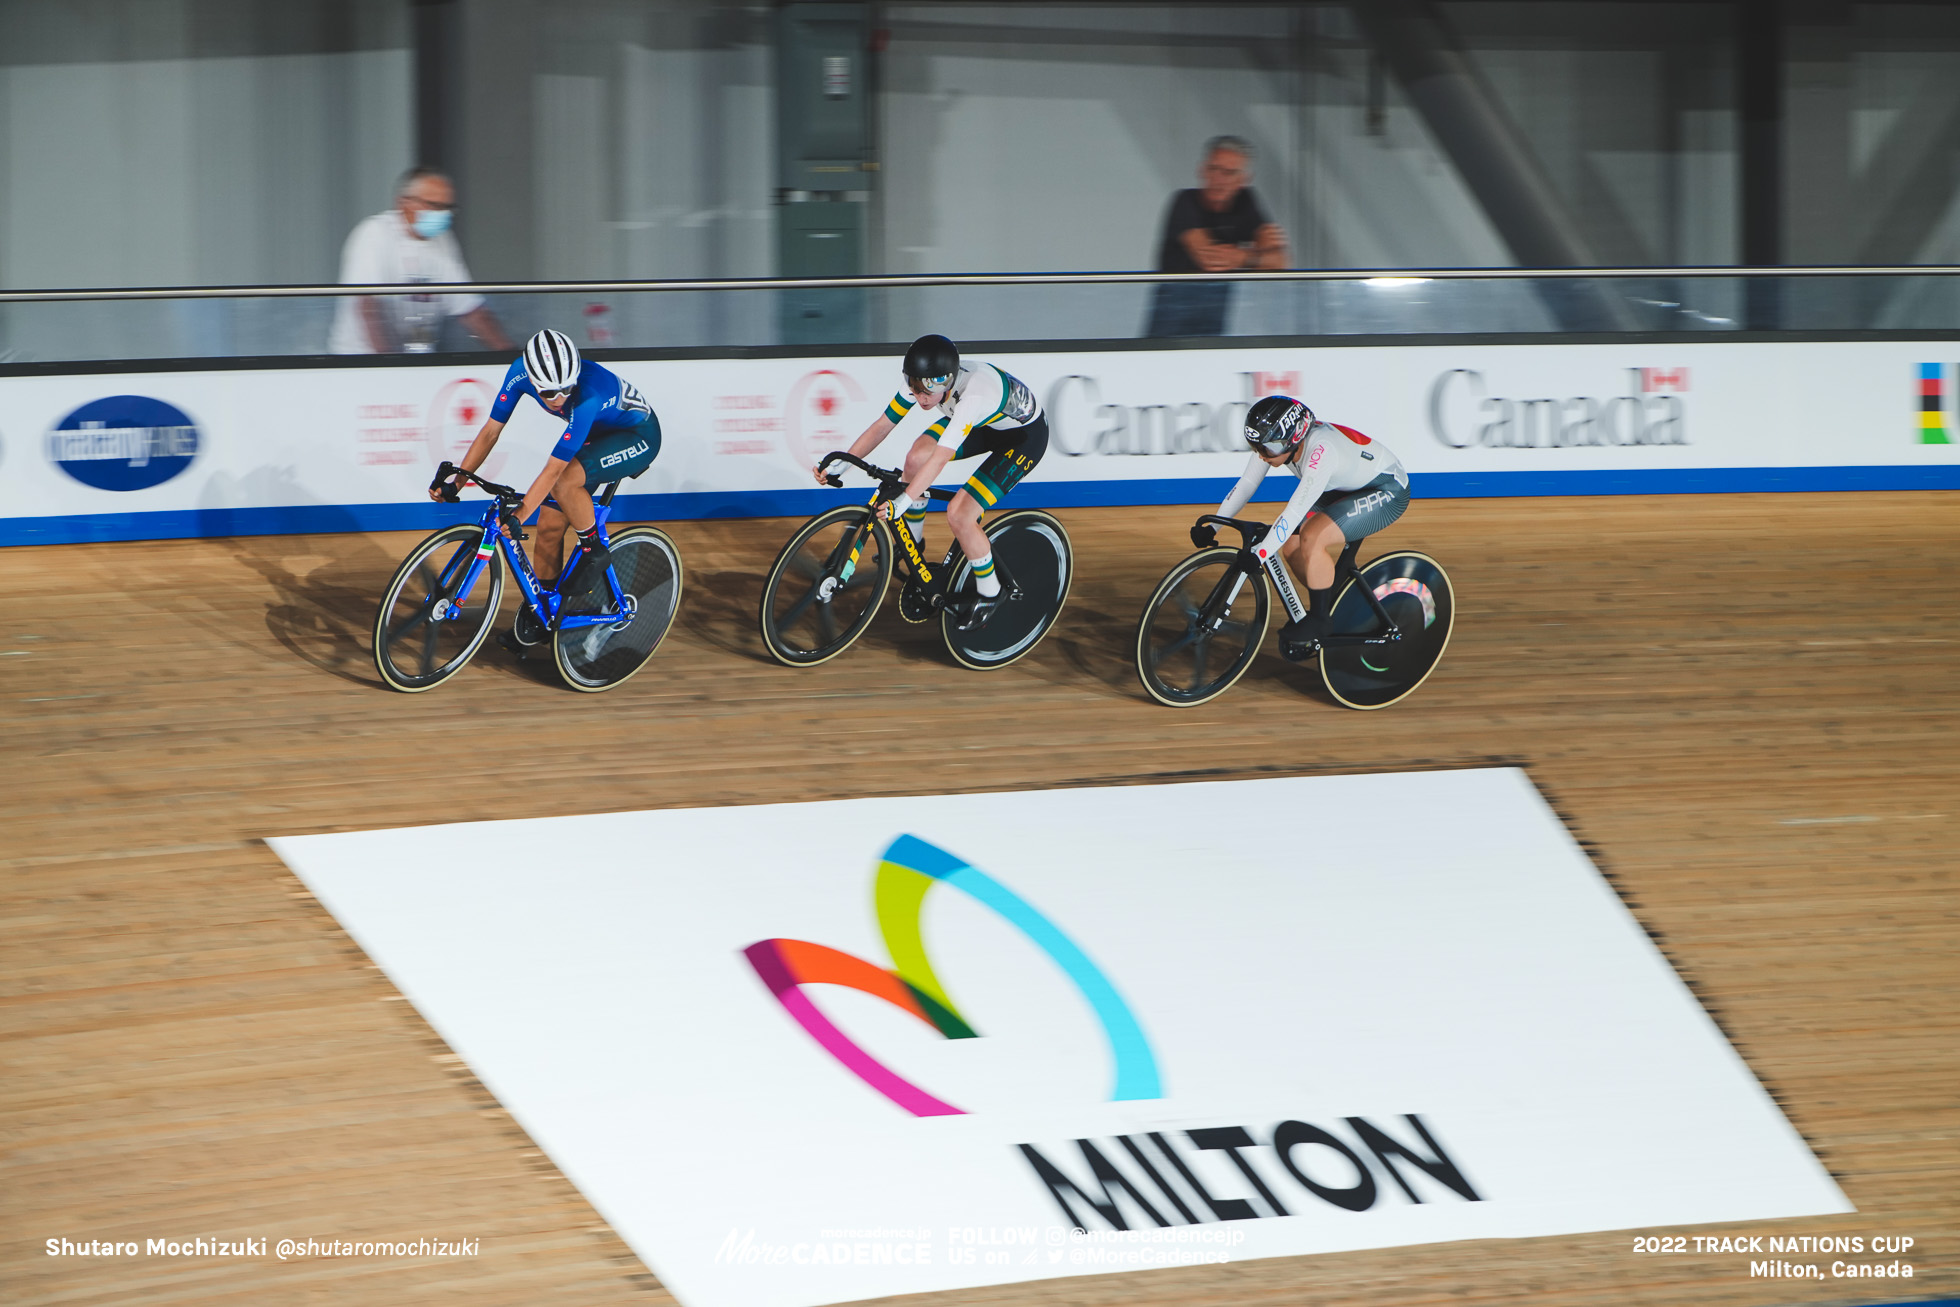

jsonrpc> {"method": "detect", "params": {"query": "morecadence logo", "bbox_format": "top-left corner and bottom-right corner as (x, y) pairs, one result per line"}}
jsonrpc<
(743, 833), (1160, 1116)
(741, 832), (1484, 1233)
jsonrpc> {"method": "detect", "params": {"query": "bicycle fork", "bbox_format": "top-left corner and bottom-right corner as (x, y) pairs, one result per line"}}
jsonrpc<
(817, 519), (881, 602)
(1192, 552), (1299, 632)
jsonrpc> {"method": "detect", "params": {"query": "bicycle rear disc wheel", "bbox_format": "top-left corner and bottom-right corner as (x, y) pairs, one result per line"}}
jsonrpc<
(759, 505), (893, 666)
(1319, 550), (1454, 710)
(372, 524), (505, 692)
(941, 510), (1073, 670)
(551, 527), (684, 692)
(1135, 548), (1270, 707)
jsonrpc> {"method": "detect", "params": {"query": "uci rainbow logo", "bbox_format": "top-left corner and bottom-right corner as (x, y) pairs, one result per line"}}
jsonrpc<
(743, 834), (1160, 1117)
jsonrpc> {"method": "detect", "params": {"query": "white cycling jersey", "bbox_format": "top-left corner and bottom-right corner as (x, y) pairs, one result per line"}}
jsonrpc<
(1219, 421), (1408, 557)
(883, 362), (1042, 449)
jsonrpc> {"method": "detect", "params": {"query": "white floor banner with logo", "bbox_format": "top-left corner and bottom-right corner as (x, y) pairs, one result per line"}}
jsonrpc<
(269, 770), (1848, 1307)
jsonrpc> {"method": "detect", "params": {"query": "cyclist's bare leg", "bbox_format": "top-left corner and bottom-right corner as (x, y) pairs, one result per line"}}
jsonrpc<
(900, 434), (939, 485)
(533, 459), (596, 584)
(1282, 512), (1347, 590)
(533, 506), (568, 584)
(897, 435), (940, 541)
(944, 489), (990, 567)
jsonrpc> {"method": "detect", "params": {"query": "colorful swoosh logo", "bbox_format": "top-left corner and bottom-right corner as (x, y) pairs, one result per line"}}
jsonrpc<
(743, 834), (1161, 1117)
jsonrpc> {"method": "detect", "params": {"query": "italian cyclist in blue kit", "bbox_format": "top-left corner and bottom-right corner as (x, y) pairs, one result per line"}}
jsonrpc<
(431, 328), (658, 621)
(1201, 394), (1410, 658)
(817, 334), (1046, 630)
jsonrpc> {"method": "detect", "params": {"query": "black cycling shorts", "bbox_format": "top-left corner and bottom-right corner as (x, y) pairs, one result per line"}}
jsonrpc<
(952, 413), (1047, 509)
(577, 417), (662, 490)
(1313, 471), (1409, 541)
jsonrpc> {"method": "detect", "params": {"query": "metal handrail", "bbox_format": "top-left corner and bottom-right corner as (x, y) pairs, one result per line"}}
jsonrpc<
(2, 265), (1957, 304)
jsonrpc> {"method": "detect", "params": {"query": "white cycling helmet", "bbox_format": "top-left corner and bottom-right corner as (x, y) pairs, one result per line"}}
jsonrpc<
(523, 328), (581, 392)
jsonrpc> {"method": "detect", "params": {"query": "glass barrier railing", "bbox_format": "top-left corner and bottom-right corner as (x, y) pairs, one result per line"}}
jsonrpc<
(1, 269), (1956, 366)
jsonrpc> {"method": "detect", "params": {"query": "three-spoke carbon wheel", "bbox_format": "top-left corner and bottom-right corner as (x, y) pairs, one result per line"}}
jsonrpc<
(941, 510), (1073, 670)
(1319, 551), (1454, 710)
(551, 526), (685, 692)
(373, 524), (505, 692)
(759, 505), (894, 666)
(1135, 548), (1272, 707)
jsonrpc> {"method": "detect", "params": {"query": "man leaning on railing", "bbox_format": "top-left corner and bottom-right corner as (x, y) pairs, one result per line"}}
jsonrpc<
(329, 167), (512, 356)
(1145, 136), (1289, 339)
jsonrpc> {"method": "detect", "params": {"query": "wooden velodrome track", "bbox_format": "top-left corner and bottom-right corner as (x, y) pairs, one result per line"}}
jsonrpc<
(4, 493), (1956, 1307)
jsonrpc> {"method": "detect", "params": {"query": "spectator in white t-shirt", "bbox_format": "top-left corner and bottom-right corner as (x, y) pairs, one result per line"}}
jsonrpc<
(329, 168), (513, 354)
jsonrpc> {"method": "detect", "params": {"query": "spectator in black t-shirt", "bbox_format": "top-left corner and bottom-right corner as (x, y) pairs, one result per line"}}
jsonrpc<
(1145, 136), (1289, 337)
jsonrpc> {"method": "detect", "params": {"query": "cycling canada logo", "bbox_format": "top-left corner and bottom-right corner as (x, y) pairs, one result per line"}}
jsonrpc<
(46, 396), (200, 491)
(425, 378), (501, 474)
(742, 834), (1160, 1116)
(783, 369), (867, 466)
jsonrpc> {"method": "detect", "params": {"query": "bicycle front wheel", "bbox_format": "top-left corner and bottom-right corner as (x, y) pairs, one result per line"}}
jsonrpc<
(758, 505), (893, 666)
(1135, 548), (1270, 707)
(551, 527), (684, 693)
(1319, 551), (1454, 710)
(372, 523), (505, 692)
(941, 510), (1073, 670)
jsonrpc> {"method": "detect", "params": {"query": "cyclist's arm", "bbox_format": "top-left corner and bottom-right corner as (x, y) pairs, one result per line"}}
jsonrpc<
(1217, 451), (1266, 517)
(457, 418), (505, 475)
(844, 412), (898, 461)
(429, 417), (506, 501)
(902, 443), (957, 506)
(513, 455), (572, 526)
(1257, 447), (1336, 560)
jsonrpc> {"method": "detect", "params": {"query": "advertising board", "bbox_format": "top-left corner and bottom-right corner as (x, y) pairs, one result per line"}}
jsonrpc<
(4, 340), (1957, 545)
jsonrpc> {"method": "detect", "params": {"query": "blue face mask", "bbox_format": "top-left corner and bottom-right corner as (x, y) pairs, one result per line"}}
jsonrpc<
(412, 209), (452, 239)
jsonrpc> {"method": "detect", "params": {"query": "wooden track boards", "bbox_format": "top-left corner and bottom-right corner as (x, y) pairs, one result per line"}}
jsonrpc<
(3, 493), (1956, 1306)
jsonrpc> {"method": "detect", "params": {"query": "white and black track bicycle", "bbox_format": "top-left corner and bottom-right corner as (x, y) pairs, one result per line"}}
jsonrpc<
(1135, 513), (1453, 710)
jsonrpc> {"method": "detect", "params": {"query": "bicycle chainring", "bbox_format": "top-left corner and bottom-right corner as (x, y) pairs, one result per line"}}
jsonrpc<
(898, 575), (941, 624)
(512, 603), (547, 647)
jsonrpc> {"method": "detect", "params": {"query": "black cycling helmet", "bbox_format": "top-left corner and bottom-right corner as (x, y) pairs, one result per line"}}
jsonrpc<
(1244, 394), (1314, 457)
(902, 334), (961, 393)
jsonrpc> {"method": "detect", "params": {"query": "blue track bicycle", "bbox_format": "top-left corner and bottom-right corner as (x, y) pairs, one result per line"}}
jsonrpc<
(371, 461), (683, 693)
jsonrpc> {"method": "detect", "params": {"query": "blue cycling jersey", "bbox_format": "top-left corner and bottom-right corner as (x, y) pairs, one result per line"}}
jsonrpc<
(491, 357), (654, 461)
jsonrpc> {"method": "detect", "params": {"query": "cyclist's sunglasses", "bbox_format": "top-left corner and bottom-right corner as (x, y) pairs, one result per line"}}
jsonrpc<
(1250, 411), (1312, 456)
(1251, 431), (1296, 456)
(537, 386), (572, 402)
(906, 372), (953, 395)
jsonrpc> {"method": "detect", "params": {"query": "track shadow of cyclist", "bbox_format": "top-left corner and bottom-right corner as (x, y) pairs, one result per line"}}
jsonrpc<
(677, 564), (771, 662)
(225, 528), (412, 687)
(231, 527), (538, 692)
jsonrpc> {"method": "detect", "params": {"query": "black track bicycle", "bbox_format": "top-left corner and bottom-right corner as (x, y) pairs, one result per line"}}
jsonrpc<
(1135, 514), (1453, 710)
(757, 451), (1072, 670)
(372, 462), (683, 693)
